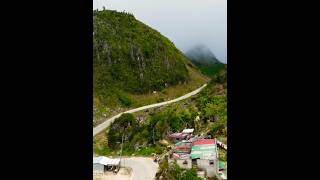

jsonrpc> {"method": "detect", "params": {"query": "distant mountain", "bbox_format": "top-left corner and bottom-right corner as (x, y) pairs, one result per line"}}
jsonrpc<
(185, 45), (221, 66)
(185, 45), (224, 77)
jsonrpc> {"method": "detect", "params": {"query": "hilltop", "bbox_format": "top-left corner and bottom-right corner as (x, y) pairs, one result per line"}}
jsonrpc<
(185, 45), (225, 77)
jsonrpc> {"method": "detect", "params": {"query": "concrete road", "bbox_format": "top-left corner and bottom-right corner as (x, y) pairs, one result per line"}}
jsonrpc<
(93, 84), (207, 136)
(122, 157), (158, 180)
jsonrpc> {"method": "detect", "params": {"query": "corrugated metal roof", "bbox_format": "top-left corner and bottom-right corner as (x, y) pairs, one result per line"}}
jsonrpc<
(169, 133), (188, 138)
(190, 141), (217, 160)
(191, 145), (215, 151)
(192, 139), (215, 146)
(93, 156), (120, 166)
(175, 141), (192, 147)
(190, 151), (216, 160)
(182, 129), (194, 133)
(172, 153), (190, 160)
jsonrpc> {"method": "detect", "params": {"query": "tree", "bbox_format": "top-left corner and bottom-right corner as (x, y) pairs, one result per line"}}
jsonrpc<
(108, 113), (138, 149)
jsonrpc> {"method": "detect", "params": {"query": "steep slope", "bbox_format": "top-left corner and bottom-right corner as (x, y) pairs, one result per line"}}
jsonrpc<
(93, 10), (207, 124)
(185, 45), (225, 77)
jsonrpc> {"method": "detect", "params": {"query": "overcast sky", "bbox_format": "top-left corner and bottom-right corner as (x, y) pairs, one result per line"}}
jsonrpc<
(93, 0), (227, 63)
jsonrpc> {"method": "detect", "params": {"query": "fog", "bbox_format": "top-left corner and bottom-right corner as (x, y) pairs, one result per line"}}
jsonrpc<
(93, 0), (227, 63)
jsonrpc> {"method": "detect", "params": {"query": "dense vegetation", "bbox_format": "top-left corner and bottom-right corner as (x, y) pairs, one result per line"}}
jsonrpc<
(94, 66), (227, 157)
(106, 107), (197, 155)
(96, 66), (226, 155)
(185, 45), (225, 77)
(196, 65), (227, 138)
(94, 9), (191, 110)
(156, 157), (203, 180)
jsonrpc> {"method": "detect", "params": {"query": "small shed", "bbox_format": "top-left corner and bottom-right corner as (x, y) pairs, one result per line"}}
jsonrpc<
(182, 128), (194, 134)
(93, 156), (120, 175)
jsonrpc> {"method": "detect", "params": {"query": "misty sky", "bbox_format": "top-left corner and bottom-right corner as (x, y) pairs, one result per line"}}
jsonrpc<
(93, 0), (227, 63)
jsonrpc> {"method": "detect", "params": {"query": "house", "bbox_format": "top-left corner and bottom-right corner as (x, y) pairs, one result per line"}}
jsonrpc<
(93, 156), (120, 175)
(190, 139), (219, 177)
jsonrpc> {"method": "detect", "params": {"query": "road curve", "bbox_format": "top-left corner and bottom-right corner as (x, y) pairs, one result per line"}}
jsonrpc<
(122, 157), (158, 180)
(93, 84), (207, 136)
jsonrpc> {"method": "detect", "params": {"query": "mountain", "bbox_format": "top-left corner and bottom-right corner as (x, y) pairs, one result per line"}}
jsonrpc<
(185, 45), (225, 77)
(93, 9), (207, 123)
(94, 10), (190, 94)
(185, 45), (221, 65)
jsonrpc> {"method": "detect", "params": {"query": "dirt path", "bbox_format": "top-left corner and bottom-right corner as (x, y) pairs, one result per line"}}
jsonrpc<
(93, 84), (207, 136)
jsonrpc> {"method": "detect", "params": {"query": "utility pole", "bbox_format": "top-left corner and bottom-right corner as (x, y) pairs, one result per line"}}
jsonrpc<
(120, 129), (125, 167)
(153, 127), (155, 145)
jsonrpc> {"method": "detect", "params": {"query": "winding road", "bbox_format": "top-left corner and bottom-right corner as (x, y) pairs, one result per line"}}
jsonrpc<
(93, 83), (207, 136)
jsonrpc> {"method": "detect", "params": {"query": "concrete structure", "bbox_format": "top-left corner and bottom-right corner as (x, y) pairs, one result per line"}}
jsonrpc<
(93, 156), (120, 175)
(176, 159), (192, 169)
(190, 139), (219, 177)
(197, 159), (219, 177)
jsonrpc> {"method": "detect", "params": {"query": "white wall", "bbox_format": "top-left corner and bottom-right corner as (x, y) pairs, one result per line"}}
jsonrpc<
(196, 159), (218, 177)
(176, 159), (192, 169)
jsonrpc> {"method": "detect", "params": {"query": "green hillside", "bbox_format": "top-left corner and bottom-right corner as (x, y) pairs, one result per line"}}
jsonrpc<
(93, 10), (207, 124)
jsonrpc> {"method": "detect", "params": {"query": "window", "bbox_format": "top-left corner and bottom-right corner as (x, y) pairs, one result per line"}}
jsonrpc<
(183, 160), (188, 165)
(209, 160), (214, 165)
